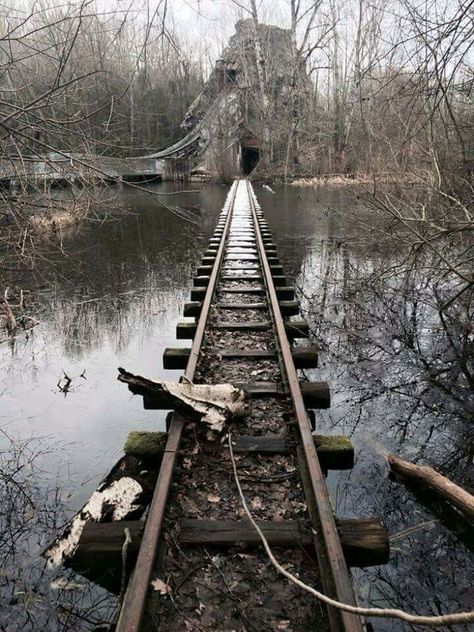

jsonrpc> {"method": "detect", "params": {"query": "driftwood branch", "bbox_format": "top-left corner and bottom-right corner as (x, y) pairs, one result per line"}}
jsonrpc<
(118, 367), (251, 432)
(388, 453), (474, 523)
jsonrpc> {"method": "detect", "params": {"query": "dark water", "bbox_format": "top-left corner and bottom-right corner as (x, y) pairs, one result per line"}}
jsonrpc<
(1, 182), (472, 630)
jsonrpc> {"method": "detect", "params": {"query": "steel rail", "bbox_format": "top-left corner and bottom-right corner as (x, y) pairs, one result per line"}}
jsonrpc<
(116, 181), (239, 632)
(245, 180), (363, 632)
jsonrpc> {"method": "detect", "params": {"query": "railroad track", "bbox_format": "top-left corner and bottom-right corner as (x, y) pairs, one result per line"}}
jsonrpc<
(69, 179), (389, 631)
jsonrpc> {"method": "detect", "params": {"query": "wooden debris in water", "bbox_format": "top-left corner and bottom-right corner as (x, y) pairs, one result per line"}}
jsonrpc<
(388, 453), (474, 523)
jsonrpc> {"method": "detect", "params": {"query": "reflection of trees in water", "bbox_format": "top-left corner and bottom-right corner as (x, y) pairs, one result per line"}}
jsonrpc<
(295, 232), (473, 631)
(0, 431), (116, 630)
(7, 203), (209, 359)
(301, 237), (472, 472)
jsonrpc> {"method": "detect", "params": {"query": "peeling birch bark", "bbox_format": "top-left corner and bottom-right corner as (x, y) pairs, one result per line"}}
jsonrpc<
(118, 367), (251, 432)
(44, 476), (143, 568)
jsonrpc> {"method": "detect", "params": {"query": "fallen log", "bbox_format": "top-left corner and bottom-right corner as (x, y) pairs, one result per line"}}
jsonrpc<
(387, 453), (474, 523)
(118, 367), (251, 432)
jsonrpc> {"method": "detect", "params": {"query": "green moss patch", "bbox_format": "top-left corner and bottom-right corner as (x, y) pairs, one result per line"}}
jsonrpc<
(124, 431), (167, 457)
(313, 434), (353, 453)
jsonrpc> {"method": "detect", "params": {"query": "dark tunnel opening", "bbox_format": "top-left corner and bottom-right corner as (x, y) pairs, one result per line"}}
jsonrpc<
(241, 146), (260, 175)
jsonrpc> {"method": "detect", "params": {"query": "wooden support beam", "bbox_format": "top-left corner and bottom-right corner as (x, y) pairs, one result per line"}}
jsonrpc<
(176, 321), (197, 339)
(336, 518), (390, 567)
(219, 286), (265, 294)
(216, 302), (266, 309)
(220, 275), (263, 281)
(68, 517), (387, 594)
(270, 265), (284, 275)
(225, 254), (260, 261)
(68, 520), (143, 594)
(272, 275), (287, 286)
(301, 382), (331, 409)
(235, 382), (286, 397)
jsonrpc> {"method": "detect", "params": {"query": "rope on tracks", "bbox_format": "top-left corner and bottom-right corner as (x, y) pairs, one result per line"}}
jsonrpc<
(228, 431), (474, 627)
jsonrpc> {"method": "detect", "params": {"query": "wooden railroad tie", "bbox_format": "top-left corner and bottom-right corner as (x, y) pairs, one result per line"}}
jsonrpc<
(70, 516), (388, 592)
(176, 317), (308, 339)
(143, 380), (329, 409)
(163, 346), (318, 369)
(184, 300), (299, 317)
(233, 434), (354, 470)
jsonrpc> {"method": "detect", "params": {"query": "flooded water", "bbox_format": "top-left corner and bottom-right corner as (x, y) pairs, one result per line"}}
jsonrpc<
(1, 181), (472, 630)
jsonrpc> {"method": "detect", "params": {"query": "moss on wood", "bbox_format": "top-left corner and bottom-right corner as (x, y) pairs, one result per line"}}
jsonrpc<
(313, 434), (353, 453)
(124, 431), (167, 457)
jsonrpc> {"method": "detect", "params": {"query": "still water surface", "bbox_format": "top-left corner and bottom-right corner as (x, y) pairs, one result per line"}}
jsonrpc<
(1, 182), (472, 630)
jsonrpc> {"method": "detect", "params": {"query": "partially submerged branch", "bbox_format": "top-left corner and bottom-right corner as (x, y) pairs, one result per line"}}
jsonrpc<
(388, 453), (474, 523)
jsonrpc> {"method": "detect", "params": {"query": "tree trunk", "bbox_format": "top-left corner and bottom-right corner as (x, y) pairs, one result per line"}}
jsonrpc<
(388, 453), (474, 523)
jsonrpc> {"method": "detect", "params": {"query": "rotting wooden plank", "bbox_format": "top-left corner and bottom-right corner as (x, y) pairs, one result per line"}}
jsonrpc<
(68, 520), (143, 594)
(279, 300), (299, 316)
(183, 301), (202, 317)
(285, 319), (309, 338)
(220, 274), (264, 281)
(193, 276), (210, 287)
